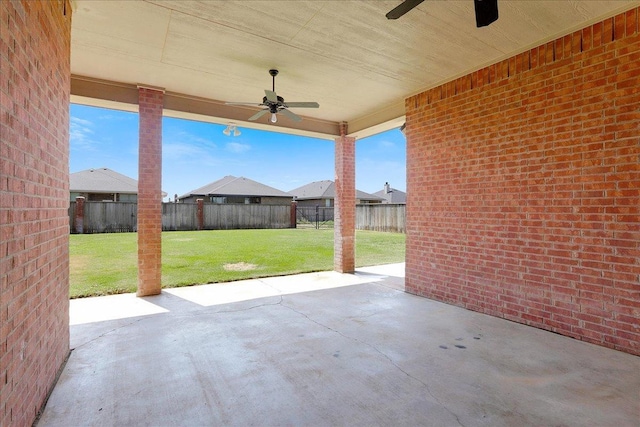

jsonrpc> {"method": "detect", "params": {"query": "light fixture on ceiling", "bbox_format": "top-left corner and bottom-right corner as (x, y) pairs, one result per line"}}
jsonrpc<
(270, 113), (277, 123)
(222, 123), (241, 137)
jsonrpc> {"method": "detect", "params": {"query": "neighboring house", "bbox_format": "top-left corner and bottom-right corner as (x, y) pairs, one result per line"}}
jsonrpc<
(70, 167), (163, 202)
(179, 175), (292, 205)
(373, 182), (407, 204)
(289, 180), (384, 207)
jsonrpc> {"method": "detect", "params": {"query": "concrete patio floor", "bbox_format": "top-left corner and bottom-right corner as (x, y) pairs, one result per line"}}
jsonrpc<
(38, 263), (639, 426)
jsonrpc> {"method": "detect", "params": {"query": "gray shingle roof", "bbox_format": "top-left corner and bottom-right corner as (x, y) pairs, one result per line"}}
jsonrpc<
(289, 180), (384, 202)
(70, 168), (138, 193)
(373, 185), (407, 204)
(179, 176), (291, 199)
(288, 180), (334, 199)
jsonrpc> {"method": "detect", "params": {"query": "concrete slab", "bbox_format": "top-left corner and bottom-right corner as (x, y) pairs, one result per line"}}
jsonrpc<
(39, 264), (640, 426)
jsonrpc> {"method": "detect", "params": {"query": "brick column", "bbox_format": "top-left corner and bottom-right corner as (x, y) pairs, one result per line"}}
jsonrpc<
(137, 86), (164, 296)
(334, 124), (356, 273)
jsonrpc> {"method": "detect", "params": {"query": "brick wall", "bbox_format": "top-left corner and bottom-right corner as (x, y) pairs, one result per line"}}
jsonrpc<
(137, 87), (164, 296)
(405, 8), (640, 355)
(0, 1), (72, 425)
(334, 134), (356, 273)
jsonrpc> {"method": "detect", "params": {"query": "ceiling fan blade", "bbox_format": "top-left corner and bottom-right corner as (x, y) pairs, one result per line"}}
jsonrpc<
(475, 0), (498, 27)
(284, 102), (319, 108)
(386, 0), (425, 20)
(280, 108), (302, 122)
(225, 102), (262, 107)
(248, 109), (269, 121)
(265, 90), (278, 103)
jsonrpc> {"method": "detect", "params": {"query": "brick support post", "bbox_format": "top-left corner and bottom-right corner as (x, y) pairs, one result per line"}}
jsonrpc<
(74, 196), (85, 234)
(137, 86), (164, 297)
(1, 1), (72, 425)
(334, 126), (356, 273)
(196, 198), (204, 230)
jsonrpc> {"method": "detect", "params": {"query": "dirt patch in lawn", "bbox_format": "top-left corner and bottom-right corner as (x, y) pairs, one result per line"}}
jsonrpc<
(70, 254), (90, 271)
(223, 262), (258, 271)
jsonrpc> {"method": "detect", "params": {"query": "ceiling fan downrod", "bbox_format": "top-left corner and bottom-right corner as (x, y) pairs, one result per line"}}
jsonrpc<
(269, 69), (279, 92)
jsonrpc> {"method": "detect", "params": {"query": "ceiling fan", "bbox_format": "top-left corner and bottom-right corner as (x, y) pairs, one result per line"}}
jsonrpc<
(225, 69), (319, 124)
(386, 0), (499, 28)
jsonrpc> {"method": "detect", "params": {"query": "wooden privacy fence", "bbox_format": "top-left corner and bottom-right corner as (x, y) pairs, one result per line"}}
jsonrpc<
(69, 201), (138, 233)
(162, 203), (197, 231)
(70, 200), (293, 233)
(204, 204), (291, 230)
(356, 204), (406, 233)
(294, 205), (406, 233)
(69, 200), (406, 233)
(161, 203), (292, 231)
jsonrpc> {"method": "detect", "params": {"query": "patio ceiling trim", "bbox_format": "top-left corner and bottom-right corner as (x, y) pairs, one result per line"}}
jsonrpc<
(71, 75), (343, 140)
(346, 100), (406, 139)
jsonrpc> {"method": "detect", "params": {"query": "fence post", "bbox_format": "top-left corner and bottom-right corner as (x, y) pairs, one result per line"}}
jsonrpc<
(74, 196), (85, 234)
(196, 199), (204, 230)
(290, 201), (297, 228)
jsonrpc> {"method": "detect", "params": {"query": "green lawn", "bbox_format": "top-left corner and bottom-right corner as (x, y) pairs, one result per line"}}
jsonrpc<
(70, 228), (405, 298)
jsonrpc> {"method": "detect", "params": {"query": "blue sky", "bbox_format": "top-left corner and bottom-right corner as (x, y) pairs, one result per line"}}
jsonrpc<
(70, 104), (406, 201)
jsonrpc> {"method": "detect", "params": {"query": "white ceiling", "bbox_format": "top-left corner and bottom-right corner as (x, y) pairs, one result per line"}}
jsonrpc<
(70, 0), (639, 138)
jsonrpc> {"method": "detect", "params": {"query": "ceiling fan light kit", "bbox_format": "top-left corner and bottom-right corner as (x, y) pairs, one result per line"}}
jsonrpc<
(223, 123), (241, 137)
(225, 69), (319, 124)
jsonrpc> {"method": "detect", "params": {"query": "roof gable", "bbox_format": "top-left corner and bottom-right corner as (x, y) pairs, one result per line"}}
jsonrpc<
(373, 186), (407, 204)
(290, 180), (383, 201)
(288, 180), (334, 199)
(70, 168), (138, 193)
(180, 176), (291, 199)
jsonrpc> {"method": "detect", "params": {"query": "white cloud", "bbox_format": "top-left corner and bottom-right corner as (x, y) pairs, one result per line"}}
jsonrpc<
(98, 113), (133, 121)
(225, 142), (251, 154)
(71, 117), (93, 126)
(69, 116), (97, 150)
(163, 141), (210, 158)
(378, 140), (396, 150)
(162, 130), (218, 162)
(174, 131), (216, 147)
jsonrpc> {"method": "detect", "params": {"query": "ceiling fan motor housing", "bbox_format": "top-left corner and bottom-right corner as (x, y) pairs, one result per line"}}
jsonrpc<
(263, 95), (285, 113)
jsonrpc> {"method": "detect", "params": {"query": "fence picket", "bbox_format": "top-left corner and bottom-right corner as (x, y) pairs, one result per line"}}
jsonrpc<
(68, 202), (405, 233)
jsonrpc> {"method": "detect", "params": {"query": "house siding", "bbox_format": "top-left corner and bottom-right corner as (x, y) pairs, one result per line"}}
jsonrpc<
(405, 8), (640, 355)
(181, 195), (291, 205)
(295, 199), (334, 208)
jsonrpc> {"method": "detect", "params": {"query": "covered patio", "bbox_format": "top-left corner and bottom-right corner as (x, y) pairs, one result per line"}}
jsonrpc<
(2, 1), (639, 425)
(38, 264), (640, 426)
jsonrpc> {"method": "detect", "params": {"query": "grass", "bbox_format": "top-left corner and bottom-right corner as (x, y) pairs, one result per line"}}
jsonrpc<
(70, 228), (405, 298)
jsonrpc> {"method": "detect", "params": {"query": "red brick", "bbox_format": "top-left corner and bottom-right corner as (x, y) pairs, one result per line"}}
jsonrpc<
(405, 7), (640, 357)
(137, 87), (164, 296)
(1, 1), (72, 425)
(334, 134), (355, 273)
(625, 9), (637, 36)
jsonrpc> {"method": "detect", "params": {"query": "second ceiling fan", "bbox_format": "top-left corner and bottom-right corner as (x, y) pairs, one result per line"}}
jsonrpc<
(225, 69), (319, 124)
(386, 0), (499, 28)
